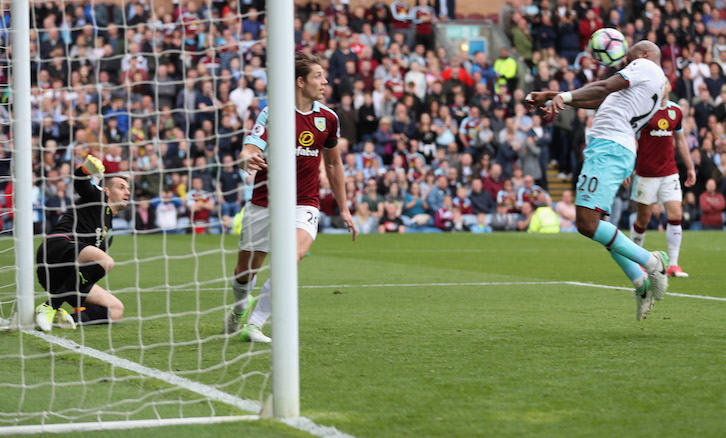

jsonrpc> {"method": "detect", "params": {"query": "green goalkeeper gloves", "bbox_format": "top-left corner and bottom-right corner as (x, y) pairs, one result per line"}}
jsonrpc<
(82, 155), (105, 176)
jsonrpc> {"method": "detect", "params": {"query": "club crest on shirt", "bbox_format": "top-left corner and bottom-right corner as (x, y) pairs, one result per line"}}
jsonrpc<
(314, 117), (326, 131)
(668, 109), (676, 120)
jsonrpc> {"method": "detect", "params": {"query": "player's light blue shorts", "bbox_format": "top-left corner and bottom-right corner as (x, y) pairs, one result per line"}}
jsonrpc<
(575, 137), (635, 215)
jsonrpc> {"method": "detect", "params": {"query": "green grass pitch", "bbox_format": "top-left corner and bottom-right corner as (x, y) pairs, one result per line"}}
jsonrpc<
(1, 231), (725, 437)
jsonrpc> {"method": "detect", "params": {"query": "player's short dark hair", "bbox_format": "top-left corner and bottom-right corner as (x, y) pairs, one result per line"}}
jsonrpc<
(104, 172), (130, 187)
(295, 52), (322, 81)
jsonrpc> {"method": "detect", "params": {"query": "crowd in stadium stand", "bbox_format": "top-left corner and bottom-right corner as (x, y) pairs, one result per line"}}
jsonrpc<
(0, 0), (725, 235)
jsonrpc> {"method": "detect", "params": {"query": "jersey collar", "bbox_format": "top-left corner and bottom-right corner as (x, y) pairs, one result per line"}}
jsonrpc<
(296, 101), (321, 115)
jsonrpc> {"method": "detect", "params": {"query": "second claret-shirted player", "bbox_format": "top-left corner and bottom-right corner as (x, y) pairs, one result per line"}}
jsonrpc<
(629, 80), (696, 277)
(225, 52), (357, 342)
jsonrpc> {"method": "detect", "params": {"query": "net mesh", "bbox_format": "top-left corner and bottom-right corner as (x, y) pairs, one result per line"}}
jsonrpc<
(0, 0), (272, 428)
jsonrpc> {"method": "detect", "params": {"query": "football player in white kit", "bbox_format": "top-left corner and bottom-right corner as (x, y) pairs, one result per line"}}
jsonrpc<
(628, 80), (696, 277)
(527, 40), (670, 321)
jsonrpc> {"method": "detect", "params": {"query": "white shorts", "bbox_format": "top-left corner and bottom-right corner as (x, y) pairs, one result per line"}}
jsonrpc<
(630, 174), (682, 205)
(238, 203), (319, 253)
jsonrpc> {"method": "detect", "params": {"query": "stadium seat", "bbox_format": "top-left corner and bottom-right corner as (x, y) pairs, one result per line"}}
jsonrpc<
(468, 13), (486, 21)
(455, 13), (465, 20)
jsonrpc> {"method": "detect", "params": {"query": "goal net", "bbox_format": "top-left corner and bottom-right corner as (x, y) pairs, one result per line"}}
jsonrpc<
(0, 0), (298, 432)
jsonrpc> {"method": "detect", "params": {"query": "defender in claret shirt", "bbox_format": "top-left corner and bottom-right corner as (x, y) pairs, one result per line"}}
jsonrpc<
(629, 80), (696, 278)
(527, 40), (670, 321)
(225, 52), (358, 343)
(35, 155), (129, 331)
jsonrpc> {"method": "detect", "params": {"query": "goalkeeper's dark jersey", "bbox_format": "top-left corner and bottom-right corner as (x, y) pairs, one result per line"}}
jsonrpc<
(51, 167), (114, 251)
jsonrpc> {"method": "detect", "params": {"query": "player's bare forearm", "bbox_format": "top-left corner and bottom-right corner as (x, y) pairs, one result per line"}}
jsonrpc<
(675, 131), (696, 187)
(525, 91), (559, 109)
(240, 143), (266, 172)
(569, 97), (606, 109)
(545, 75), (627, 115)
(323, 148), (358, 241)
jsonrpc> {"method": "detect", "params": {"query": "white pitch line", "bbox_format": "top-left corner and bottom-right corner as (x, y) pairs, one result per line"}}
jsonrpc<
(0, 318), (355, 438)
(106, 281), (726, 302)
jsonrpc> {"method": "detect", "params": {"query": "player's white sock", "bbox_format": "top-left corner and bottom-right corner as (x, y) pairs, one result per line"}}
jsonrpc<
(633, 273), (646, 290)
(630, 223), (646, 247)
(666, 222), (682, 267)
(248, 278), (271, 328)
(232, 275), (256, 314)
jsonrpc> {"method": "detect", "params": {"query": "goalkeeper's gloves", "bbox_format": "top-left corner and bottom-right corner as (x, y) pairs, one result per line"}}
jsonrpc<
(82, 155), (106, 176)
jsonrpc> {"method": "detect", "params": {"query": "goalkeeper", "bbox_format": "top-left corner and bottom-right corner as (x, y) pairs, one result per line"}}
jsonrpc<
(35, 155), (129, 331)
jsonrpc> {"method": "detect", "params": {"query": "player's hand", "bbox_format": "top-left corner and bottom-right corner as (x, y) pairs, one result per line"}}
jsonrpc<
(525, 92), (549, 110)
(340, 210), (358, 242)
(685, 168), (696, 187)
(82, 155), (105, 176)
(239, 148), (267, 172)
(544, 94), (567, 116)
(622, 176), (632, 187)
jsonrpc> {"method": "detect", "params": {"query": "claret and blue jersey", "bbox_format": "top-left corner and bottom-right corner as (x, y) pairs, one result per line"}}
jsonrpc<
(245, 102), (340, 209)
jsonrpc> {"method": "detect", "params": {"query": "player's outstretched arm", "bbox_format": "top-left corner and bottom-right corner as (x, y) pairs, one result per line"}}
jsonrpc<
(675, 131), (697, 187)
(323, 147), (358, 241)
(239, 143), (267, 172)
(74, 155), (106, 201)
(545, 74), (628, 115)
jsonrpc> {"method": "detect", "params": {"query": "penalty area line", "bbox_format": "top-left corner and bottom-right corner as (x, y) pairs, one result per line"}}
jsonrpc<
(0, 318), (356, 438)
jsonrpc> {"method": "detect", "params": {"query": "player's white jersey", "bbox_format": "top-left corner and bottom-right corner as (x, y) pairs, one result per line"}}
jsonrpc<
(588, 58), (666, 155)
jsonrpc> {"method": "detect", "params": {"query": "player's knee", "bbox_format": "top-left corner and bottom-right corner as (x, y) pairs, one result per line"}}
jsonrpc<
(234, 268), (253, 284)
(575, 217), (597, 238)
(110, 301), (124, 321)
(102, 256), (115, 273)
(666, 210), (683, 222)
(296, 248), (308, 263)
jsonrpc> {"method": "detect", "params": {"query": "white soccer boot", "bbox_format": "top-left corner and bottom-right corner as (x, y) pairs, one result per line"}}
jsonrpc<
(240, 324), (271, 343)
(647, 251), (669, 301)
(634, 278), (654, 321)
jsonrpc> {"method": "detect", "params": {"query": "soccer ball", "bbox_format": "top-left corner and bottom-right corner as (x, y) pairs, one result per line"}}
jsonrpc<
(588, 28), (628, 67)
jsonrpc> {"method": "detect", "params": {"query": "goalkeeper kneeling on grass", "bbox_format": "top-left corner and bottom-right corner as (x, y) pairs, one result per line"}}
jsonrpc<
(35, 155), (128, 331)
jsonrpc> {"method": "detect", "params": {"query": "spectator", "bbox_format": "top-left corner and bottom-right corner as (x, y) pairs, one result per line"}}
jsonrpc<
(45, 179), (71, 231)
(699, 178), (725, 230)
(528, 193), (560, 233)
(516, 201), (535, 231)
(425, 174), (448, 215)
(497, 179), (518, 213)
(186, 176), (218, 234)
(378, 201), (406, 233)
(682, 191), (702, 230)
(490, 202), (517, 231)
(434, 194), (455, 231)
(152, 188), (185, 234)
(646, 202), (668, 231)
(402, 181), (431, 227)
(217, 155), (243, 231)
(556, 190), (577, 232)
(359, 177), (385, 221)
(517, 174), (550, 209)
(135, 196), (156, 232)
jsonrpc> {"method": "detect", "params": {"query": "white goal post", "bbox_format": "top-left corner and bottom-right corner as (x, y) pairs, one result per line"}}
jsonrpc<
(1, 0), (300, 431)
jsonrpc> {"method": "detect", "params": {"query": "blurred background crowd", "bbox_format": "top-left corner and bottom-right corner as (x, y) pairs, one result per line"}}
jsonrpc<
(0, 0), (724, 235)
